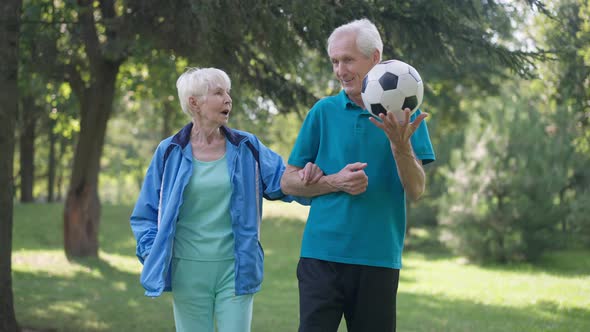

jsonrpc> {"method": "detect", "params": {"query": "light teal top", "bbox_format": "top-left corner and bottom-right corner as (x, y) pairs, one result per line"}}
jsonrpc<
(174, 154), (234, 261)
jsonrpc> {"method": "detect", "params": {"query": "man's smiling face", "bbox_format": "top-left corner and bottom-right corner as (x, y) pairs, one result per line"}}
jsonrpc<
(329, 31), (377, 106)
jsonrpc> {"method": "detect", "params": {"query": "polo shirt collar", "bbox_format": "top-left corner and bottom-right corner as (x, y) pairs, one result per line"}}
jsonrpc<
(339, 90), (373, 118)
(337, 90), (357, 109)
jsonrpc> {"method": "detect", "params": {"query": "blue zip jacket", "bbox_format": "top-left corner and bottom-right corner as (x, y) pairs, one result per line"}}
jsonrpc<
(130, 123), (305, 297)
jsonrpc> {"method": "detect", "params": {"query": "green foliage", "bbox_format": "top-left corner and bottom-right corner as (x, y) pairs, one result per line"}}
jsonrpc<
(122, 0), (548, 117)
(18, 0), (556, 203)
(265, 112), (306, 160)
(425, 1), (590, 264)
(407, 115), (465, 229)
(438, 79), (587, 263)
(566, 189), (590, 246)
(99, 51), (188, 204)
(534, 0), (590, 152)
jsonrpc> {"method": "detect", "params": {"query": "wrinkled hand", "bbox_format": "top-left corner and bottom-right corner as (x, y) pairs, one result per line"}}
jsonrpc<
(327, 162), (368, 195)
(369, 108), (428, 152)
(298, 162), (324, 185)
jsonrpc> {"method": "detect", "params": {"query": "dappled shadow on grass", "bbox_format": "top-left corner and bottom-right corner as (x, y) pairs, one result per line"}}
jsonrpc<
(12, 203), (175, 332)
(444, 248), (590, 279)
(404, 226), (590, 278)
(13, 203), (137, 254)
(14, 205), (589, 331)
(67, 255), (129, 275)
(474, 256), (590, 279)
(13, 254), (175, 332)
(510, 249), (590, 278)
(397, 291), (590, 332)
(12, 213), (309, 332)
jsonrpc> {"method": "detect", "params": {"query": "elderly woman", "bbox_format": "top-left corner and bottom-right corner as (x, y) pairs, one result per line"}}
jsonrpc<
(130, 67), (321, 332)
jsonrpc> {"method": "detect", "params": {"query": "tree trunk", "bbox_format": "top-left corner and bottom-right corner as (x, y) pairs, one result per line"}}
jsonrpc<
(0, 0), (22, 330)
(47, 117), (57, 202)
(56, 135), (67, 201)
(64, 61), (119, 258)
(19, 97), (37, 203)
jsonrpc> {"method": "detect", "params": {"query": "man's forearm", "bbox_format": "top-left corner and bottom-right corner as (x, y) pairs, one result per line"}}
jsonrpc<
(281, 167), (338, 197)
(392, 145), (425, 201)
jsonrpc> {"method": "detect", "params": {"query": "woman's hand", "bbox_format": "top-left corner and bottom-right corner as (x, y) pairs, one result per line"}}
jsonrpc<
(298, 162), (324, 185)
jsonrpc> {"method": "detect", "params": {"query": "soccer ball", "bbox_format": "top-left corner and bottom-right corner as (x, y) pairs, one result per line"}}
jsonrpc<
(361, 60), (424, 121)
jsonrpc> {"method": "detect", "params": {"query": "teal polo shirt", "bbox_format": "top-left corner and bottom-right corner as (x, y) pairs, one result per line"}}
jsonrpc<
(288, 90), (435, 269)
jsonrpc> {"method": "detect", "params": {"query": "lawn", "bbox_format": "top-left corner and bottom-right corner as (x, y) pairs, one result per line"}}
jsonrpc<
(11, 202), (590, 331)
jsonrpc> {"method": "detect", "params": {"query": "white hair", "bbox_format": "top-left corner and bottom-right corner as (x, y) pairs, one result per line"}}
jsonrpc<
(176, 67), (231, 117)
(327, 18), (383, 61)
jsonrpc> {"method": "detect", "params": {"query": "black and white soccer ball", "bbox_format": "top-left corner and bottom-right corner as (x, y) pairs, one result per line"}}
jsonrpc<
(361, 60), (424, 121)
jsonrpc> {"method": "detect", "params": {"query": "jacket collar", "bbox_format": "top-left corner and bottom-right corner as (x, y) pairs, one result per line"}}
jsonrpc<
(171, 122), (246, 148)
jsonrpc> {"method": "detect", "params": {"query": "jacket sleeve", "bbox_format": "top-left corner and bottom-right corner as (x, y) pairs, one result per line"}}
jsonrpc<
(255, 138), (311, 205)
(129, 143), (165, 264)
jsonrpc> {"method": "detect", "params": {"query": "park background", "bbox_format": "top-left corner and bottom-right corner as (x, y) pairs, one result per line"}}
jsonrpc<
(1, 0), (589, 331)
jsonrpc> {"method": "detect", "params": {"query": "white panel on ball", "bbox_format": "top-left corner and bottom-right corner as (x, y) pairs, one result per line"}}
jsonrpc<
(397, 73), (419, 97)
(366, 65), (387, 81)
(363, 80), (384, 105)
(381, 90), (405, 114)
(382, 60), (410, 76)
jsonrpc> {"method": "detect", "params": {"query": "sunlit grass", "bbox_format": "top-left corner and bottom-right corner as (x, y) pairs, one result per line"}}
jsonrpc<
(398, 251), (590, 331)
(403, 251), (590, 307)
(262, 199), (310, 220)
(12, 202), (590, 332)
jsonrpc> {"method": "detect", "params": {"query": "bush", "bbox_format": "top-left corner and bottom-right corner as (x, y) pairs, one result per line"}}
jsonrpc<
(438, 96), (577, 263)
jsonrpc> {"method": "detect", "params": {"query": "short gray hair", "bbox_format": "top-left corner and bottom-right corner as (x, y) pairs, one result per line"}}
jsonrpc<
(327, 18), (383, 61)
(176, 67), (231, 117)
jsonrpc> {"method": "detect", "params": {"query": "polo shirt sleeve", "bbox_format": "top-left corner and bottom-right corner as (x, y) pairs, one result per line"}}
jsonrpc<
(410, 109), (436, 165)
(288, 106), (321, 168)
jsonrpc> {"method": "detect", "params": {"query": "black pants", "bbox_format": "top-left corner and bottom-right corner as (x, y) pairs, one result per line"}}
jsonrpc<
(297, 257), (400, 332)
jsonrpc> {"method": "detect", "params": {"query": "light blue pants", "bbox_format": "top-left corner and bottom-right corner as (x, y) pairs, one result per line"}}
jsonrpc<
(171, 258), (254, 332)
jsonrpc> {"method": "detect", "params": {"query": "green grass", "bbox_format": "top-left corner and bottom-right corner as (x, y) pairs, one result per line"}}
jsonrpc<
(12, 202), (590, 331)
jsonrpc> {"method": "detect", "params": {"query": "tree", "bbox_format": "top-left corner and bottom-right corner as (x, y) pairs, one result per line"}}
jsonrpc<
(18, 95), (39, 202)
(18, 1), (77, 204)
(20, 0), (550, 258)
(60, 0), (126, 257)
(0, 0), (22, 329)
(533, 0), (590, 244)
(45, 83), (77, 203)
(99, 52), (186, 204)
(438, 77), (583, 263)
